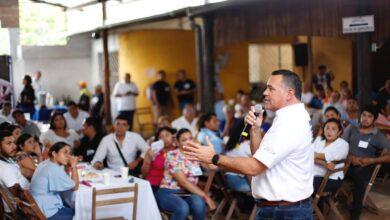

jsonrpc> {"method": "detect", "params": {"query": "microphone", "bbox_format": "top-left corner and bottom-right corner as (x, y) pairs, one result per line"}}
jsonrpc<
(239, 104), (263, 142)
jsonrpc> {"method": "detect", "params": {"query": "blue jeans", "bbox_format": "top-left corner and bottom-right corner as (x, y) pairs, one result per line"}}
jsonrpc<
(255, 199), (312, 220)
(156, 188), (206, 220)
(225, 174), (250, 192)
(48, 207), (74, 220)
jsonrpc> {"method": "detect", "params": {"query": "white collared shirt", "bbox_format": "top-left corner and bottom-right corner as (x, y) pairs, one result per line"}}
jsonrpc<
(0, 159), (30, 189)
(91, 131), (149, 171)
(0, 158), (30, 212)
(112, 81), (138, 111)
(1, 110), (14, 123)
(172, 116), (198, 135)
(39, 129), (80, 148)
(252, 103), (313, 202)
(64, 110), (89, 132)
(312, 137), (349, 180)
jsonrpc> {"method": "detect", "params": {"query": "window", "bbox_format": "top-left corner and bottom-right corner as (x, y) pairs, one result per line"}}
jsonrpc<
(249, 44), (293, 83)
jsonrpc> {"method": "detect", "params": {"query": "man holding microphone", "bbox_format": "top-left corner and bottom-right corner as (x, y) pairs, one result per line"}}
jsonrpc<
(184, 70), (313, 219)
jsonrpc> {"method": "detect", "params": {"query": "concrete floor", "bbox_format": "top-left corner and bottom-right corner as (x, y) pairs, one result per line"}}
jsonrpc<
(211, 179), (390, 220)
(326, 179), (390, 220)
(357, 180), (390, 220)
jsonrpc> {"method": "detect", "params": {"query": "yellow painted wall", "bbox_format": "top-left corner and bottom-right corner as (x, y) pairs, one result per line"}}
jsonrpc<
(216, 36), (352, 99)
(118, 30), (352, 127)
(311, 37), (353, 91)
(216, 36), (298, 100)
(216, 42), (250, 100)
(118, 30), (196, 119)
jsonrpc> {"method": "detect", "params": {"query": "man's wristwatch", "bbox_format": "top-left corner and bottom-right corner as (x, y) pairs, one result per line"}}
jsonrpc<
(211, 154), (220, 165)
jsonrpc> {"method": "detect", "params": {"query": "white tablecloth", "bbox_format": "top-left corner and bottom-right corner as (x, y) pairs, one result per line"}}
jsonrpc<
(74, 169), (161, 220)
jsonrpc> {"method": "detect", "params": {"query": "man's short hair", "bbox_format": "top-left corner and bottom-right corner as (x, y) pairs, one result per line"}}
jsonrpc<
(158, 70), (166, 76)
(115, 114), (130, 125)
(11, 109), (24, 119)
(318, 64), (326, 70)
(67, 101), (77, 107)
(0, 130), (13, 143)
(361, 105), (379, 120)
(84, 117), (102, 133)
(271, 70), (302, 100)
(0, 122), (11, 131)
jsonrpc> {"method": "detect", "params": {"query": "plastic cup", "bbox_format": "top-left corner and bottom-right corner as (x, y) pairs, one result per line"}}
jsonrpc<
(103, 173), (110, 185)
(121, 167), (129, 179)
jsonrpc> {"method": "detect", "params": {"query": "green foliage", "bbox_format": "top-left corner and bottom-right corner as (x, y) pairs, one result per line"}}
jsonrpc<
(19, 1), (67, 46)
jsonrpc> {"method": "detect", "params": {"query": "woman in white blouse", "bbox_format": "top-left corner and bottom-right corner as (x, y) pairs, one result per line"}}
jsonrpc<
(312, 118), (349, 194)
(40, 111), (80, 153)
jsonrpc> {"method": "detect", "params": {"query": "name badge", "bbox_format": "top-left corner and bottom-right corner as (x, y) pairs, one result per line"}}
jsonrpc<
(191, 166), (203, 176)
(358, 140), (369, 149)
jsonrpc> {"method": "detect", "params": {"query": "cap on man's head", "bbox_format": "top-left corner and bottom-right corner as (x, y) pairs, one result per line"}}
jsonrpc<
(79, 81), (87, 88)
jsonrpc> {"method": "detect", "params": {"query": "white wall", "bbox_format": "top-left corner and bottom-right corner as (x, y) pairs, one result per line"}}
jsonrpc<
(91, 33), (119, 87)
(13, 34), (92, 103)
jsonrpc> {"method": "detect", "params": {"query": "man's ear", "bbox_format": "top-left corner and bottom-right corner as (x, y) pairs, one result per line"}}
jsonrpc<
(287, 88), (295, 101)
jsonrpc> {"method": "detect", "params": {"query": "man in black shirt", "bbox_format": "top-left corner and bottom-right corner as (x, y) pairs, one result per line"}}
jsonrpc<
(152, 70), (173, 118)
(90, 85), (104, 119)
(75, 117), (104, 162)
(311, 64), (334, 89)
(174, 69), (196, 110)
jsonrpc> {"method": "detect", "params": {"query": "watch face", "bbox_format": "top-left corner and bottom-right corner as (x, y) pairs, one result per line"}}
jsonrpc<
(212, 154), (219, 165)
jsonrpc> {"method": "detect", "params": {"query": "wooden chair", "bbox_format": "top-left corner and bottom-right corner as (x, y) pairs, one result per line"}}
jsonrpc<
(362, 162), (383, 214)
(12, 185), (46, 220)
(92, 184), (138, 220)
(337, 150), (387, 215)
(212, 171), (255, 220)
(161, 171), (217, 220)
(0, 184), (18, 220)
(312, 160), (350, 220)
(135, 107), (156, 138)
(202, 170), (216, 195)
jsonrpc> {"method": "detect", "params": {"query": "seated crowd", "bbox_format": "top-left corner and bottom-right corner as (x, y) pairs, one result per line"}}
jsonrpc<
(0, 68), (389, 220)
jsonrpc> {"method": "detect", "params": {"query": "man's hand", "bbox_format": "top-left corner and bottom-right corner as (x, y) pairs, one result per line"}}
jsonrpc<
(184, 136), (216, 164)
(93, 161), (104, 170)
(128, 159), (141, 170)
(360, 157), (375, 167)
(325, 162), (335, 171)
(350, 156), (363, 166)
(245, 106), (264, 128)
